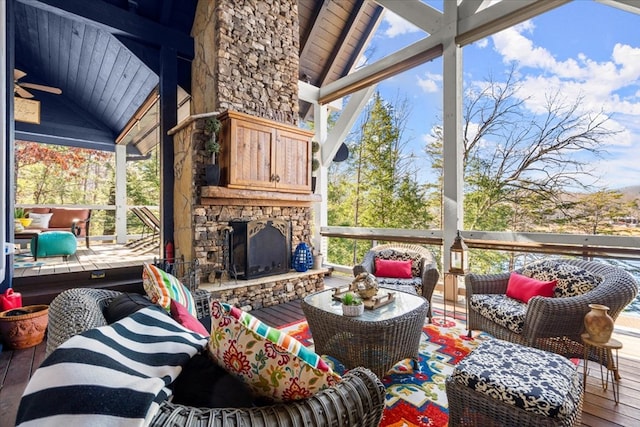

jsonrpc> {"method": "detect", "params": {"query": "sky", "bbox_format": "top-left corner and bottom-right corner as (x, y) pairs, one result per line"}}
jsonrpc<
(352, 0), (640, 190)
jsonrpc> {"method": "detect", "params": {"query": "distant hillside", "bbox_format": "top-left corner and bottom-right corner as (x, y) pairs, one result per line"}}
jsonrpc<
(617, 186), (640, 203)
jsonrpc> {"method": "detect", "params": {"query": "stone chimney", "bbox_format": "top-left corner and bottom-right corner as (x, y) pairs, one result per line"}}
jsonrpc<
(170, 0), (321, 308)
(191, 0), (300, 125)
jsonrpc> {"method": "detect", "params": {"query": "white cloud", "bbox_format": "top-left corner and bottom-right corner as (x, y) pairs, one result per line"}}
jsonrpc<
(417, 72), (442, 93)
(475, 39), (489, 49)
(381, 10), (420, 38)
(483, 21), (640, 161)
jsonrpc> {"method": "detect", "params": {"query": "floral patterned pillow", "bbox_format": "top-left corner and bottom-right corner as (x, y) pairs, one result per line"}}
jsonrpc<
(208, 301), (341, 402)
(521, 260), (602, 298)
(142, 263), (197, 317)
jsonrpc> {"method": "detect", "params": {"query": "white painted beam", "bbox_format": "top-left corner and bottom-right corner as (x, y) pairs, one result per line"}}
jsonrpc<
(456, 0), (570, 46)
(298, 81), (319, 104)
(115, 145), (127, 244)
(322, 86), (375, 165)
(319, 35), (444, 104)
(374, 0), (443, 35)
(458, 0), (485, 21)
(596, 0), (640, 15)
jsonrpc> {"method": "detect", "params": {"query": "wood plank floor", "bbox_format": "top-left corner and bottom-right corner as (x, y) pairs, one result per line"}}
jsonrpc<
(2, 276), (640, 426)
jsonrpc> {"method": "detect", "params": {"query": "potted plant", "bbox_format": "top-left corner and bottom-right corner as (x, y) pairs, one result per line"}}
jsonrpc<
(14, 207), (32, 228)
(311, 140), (320, 193)
(341, 292), (364, 317)
(204, 116), (222, 185)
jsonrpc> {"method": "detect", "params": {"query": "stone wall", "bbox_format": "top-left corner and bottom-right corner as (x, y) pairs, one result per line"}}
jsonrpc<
(192, 0), (300, 124)
(204, 270), (325, 311)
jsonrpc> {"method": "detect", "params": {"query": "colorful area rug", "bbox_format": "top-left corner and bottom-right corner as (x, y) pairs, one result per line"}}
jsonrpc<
(280, 317), (491, 427)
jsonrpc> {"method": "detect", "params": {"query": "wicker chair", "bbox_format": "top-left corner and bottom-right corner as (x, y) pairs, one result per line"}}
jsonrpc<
(44, 288), (386, 427)
(353, 243), (440, 320)
(466, 259), (638, 368)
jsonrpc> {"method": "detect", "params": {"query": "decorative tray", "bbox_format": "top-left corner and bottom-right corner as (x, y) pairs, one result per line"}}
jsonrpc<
(332, 286), (396, 310)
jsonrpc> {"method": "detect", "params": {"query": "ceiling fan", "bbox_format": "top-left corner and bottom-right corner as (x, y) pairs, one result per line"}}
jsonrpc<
(14, 68), (62, 98)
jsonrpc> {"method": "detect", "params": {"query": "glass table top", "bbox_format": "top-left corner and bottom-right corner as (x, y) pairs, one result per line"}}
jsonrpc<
(303, 288), (426, 322)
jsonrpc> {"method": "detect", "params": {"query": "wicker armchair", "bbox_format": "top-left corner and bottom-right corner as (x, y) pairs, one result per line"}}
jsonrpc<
(466, 259), (638, 368)
(353, 243), (440, 320)
(44, 288), (386, 427)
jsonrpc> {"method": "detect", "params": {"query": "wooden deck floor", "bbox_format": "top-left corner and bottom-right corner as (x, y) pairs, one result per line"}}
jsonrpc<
(12, 241), (159, 278)
(2, 276), (640, 426)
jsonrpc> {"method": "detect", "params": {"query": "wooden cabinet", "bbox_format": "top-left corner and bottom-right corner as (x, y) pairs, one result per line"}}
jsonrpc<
(218, 110), (313, 193)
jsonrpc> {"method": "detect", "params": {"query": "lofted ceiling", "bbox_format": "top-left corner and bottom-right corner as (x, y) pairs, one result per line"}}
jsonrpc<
(10, 0), (381, 155)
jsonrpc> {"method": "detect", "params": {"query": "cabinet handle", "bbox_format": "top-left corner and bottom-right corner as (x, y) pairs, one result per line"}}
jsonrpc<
(270, 174), (277, 182)
(276, 175), (281, 183)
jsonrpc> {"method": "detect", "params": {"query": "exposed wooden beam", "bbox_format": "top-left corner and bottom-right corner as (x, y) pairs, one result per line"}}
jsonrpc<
(316, 0), (368, 85)
(17, 0), (193, 59)
(456, 0), (570, 46)
(374, 0), (442, 35)
(319, 38), (443, 105)
(299, 0), (325, 55)
(15, 125), (116, 151)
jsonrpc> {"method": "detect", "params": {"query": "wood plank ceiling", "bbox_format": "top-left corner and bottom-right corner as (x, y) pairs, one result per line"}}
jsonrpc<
(10, 0), (381, 153)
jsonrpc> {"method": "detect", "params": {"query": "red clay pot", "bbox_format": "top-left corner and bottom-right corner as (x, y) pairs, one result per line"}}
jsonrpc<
(0, 305), (49, 350)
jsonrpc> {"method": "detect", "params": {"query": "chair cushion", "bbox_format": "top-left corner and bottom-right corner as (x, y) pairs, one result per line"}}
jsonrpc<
(375, 258), (413, 278)
(49, 208), (90, 228)
(506, 272), (557, 303)
(469, 294), (527, 334)
(142, 263), (197, 317)
(378, 278), (421, 295)
(208, 301), (341, 403)
(105, 292), (160, 324)
(375, 249), (422, 277)
(521, 260), (602, 298)
(170, 353), (255, 408)
(451, 339), (581, 419)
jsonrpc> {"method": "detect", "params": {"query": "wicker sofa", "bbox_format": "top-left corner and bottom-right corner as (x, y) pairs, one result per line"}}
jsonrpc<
(466, 259), (638, 368)
(353, 243), (440, 320)
(44, 288), (386, 427)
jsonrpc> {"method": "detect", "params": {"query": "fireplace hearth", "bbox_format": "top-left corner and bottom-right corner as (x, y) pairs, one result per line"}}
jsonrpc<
(229, 219), (291, 280)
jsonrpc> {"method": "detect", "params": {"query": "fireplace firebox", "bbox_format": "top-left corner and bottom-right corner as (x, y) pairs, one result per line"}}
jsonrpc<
(229, 219), (291, 280)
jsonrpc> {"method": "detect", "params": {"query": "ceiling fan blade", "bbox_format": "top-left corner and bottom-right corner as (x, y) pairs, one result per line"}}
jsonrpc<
(20, 82), (62, 95)
(14, 69), (27, 81)
(14, 85), (34, 98)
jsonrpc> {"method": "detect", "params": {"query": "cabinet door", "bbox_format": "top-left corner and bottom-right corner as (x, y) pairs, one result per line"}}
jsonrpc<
(274, 129), (312, 193)
(229, 119), (276, 189)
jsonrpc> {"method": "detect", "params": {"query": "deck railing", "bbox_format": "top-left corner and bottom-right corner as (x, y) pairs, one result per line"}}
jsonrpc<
(15, 204), (160, 244)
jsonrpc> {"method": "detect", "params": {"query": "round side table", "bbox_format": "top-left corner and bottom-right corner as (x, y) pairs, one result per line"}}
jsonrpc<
(581, 332), (623, 404)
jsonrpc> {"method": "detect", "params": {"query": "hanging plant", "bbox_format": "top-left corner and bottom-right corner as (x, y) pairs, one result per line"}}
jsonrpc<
(205, 117), (222, 164)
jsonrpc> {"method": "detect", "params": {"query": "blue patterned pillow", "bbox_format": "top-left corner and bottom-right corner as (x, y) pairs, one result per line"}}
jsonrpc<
(521, 260), (602, 298)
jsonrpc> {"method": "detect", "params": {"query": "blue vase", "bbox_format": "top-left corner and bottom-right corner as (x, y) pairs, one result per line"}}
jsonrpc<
(292, 242), (313, 272)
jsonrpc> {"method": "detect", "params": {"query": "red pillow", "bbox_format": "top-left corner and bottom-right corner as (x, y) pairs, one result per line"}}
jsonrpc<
(506, 272), (557, 303)
(374, 258), (413, 279)
(170, 300), (209, 336)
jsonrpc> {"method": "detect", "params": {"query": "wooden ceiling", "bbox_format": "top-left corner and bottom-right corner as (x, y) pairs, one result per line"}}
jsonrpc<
(10, 0), (382, 154)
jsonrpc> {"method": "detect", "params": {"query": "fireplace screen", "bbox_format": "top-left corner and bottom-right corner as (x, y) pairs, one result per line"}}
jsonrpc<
(229, 219), (291, 280)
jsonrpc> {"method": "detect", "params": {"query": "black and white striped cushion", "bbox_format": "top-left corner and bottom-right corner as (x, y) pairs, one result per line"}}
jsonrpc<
(16, 306), (208, 427)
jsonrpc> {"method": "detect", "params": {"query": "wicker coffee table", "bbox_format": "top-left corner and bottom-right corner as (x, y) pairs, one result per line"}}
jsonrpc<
(301, 288), (428, 378)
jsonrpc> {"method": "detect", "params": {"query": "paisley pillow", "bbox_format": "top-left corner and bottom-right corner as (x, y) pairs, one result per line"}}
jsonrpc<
(521, 260), (602, 298)
(208, 300), (341, 402)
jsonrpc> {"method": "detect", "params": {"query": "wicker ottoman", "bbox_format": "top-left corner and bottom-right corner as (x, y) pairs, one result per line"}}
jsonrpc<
(31, 231), (77, 259)
(446, 339), (583, 427)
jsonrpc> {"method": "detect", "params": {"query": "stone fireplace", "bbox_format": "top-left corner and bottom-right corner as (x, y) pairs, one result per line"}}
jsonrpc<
(168, 0), (324, 310)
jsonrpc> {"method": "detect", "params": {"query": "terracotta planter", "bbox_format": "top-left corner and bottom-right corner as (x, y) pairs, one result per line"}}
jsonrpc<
(0, 305), (49, 350)
(584, 303), (614, 343)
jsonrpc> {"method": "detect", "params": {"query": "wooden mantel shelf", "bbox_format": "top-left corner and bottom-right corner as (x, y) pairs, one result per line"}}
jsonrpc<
(201, 186), (322, 207)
